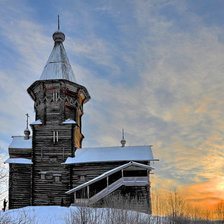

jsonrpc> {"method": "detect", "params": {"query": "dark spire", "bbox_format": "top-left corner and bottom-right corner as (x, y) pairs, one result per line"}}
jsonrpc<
(24, 113), (30, 140)
(120, 129), (126, 147)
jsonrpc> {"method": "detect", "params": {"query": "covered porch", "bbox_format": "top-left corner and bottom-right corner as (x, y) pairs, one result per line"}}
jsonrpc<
(66, 161), (152, 206)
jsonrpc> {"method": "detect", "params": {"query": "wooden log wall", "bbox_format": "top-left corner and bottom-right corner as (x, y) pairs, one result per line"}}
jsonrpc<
(71, 162), (126, 187)
(9, 164), (32, 209)
(31, 123), (74, 206)
(30, 80), (85, 148)
(97, 185), (151, 214)
(71, 161), (149, 187)
(29, 80), (86, 125)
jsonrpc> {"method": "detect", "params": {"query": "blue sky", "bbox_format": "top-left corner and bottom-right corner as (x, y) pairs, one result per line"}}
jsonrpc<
(1, 0), (224, 204)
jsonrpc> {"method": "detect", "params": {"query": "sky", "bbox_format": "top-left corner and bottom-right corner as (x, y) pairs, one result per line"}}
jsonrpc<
(1, 0), (224, 209)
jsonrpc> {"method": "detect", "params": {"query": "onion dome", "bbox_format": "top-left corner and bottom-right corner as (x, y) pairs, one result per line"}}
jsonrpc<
(52, 31), (65, 43)
(24, 113), (30, 140)
(24, 128), (30, 140)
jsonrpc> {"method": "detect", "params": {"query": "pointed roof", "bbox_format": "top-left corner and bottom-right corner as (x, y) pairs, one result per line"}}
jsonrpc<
(39, 29), (76, 82)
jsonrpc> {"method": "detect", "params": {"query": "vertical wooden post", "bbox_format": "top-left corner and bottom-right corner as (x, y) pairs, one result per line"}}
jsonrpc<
(53, 131), (55, 143)
(87, 186), (89, 199)
(74, 192), (76, 202)
(56, 131), (59, 142)
(121, 169), (124, 178)
(107, 176), (109, 187)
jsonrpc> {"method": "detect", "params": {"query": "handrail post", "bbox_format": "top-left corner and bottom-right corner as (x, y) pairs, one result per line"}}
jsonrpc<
(87, 186), (89, 199)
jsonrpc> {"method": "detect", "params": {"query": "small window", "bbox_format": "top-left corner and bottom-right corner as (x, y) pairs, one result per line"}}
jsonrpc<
(53, 174), (61, 183)
(39, 172), (47, 180)
(53, 91), (60, 102)
(49, 158), (57, 163)
(80, 175), (86, 182)
(53, 131), (59, 143)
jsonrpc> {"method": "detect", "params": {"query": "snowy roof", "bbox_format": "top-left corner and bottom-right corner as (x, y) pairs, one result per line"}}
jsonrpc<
(64, 145), (154, 164)
(9, 136), (32, 149)
(66, 161), (152, 194)
(30, 120), (42, 125)
(62, 119), (76, 124)
(39, 41), (76, 82)
(4, 158), (33, 164)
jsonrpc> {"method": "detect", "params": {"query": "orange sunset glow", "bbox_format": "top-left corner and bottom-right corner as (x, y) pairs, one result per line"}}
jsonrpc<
(183, 178), (224, 208)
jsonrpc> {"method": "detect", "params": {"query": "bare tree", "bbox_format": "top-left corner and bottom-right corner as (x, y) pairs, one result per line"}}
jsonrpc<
(216, 200), (224, 222)
(167, 188), (186, 219)
(0, 153), (8, 208)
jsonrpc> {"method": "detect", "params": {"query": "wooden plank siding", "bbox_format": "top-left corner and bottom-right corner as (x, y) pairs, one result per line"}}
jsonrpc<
(97, 185), (151, 214)
(71, 162), (149, 186)
(9, 164), (32, 209)
(28, 80), (88, 126)
(31, 123), (75, 206)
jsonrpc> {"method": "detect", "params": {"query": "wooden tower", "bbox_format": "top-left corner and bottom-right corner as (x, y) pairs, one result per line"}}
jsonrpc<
(26, 27), (90, 206)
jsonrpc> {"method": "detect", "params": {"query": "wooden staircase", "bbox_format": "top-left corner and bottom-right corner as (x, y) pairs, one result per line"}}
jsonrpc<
(73, 176), (149, 206)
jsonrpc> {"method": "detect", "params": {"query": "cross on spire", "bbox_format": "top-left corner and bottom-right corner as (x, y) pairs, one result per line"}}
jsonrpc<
(58, 15), (60, 31)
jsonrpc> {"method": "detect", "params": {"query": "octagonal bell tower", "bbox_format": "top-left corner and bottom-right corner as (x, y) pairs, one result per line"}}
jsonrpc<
(27, 22), (90, 206)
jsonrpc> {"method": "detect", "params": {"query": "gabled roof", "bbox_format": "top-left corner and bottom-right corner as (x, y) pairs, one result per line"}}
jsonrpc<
(9, 136), (32, 149)
(66, 161), (152, 194)
(39, 31), (76, 82)
(64, 145), (155, 164)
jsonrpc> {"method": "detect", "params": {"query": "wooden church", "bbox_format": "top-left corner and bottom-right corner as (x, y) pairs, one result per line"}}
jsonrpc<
(5, 23), (157, 214)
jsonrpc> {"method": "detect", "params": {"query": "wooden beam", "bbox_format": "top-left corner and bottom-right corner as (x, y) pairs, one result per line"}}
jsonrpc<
(87, 186), (89, 199)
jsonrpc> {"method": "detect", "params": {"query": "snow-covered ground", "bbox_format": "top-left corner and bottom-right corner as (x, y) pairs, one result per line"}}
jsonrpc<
(0, 206), (166, 224)
(3, 206), (72, 224)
